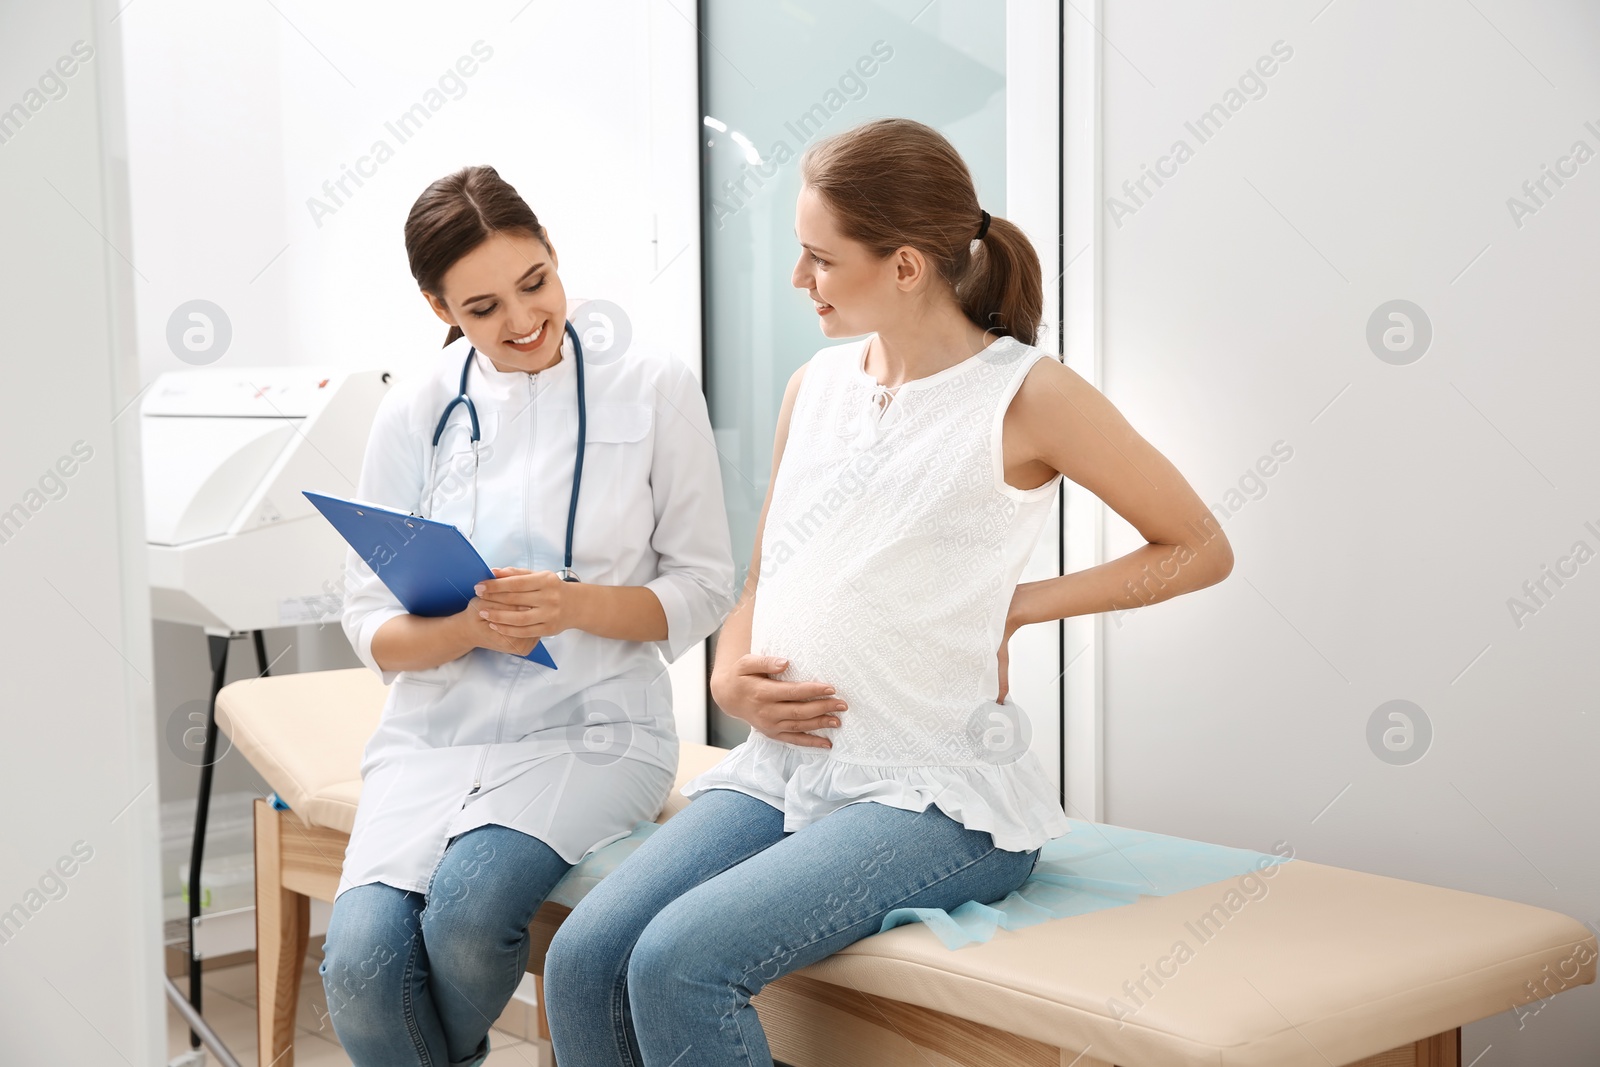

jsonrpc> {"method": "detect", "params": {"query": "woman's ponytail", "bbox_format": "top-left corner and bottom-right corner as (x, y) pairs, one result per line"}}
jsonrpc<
(959, 215), (1043, 347)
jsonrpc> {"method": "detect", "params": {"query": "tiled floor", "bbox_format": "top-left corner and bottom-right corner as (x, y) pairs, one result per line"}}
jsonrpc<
(165, 952), (548, 1066)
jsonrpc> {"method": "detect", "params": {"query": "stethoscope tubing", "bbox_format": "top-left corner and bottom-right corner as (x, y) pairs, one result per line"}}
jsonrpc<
(426, 319), (586, 582)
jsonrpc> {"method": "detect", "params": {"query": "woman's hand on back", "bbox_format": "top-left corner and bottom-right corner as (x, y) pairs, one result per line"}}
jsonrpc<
(711, 655), (845, 749)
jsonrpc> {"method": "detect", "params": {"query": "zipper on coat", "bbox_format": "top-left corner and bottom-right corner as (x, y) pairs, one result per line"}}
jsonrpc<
(462, 589), (527, 806)
(523, 370), (537, 569)
(462, 368), (540, 810)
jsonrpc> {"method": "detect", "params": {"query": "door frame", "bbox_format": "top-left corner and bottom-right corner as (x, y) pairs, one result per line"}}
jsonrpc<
(1061, 0), (1107, 822)
(1004, 0), (1070, 805)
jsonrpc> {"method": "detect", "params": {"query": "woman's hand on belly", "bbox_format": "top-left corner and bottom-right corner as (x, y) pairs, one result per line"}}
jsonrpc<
(710, 654), (846, 749)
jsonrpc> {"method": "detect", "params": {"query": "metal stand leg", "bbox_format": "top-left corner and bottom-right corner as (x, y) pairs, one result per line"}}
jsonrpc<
(252, 629), (271, 677)
(175, 629), (273, 1062)
(186, 632), (231, 1051)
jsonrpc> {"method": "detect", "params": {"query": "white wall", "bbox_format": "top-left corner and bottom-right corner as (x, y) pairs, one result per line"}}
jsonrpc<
(1096, 1), (1598, 1061)
(121, 0), (700, 388)
(0, 2), (166, 1063)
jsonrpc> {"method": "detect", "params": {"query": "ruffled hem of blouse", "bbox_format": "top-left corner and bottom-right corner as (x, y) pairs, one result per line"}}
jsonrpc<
(680, 734), (1071, 853)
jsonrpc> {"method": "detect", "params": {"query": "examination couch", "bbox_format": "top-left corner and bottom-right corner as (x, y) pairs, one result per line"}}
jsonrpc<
(216, 667), (1595, 1066)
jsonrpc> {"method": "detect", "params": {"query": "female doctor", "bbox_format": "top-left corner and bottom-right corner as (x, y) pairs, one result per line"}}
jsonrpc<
(320, 164), (736, 1067)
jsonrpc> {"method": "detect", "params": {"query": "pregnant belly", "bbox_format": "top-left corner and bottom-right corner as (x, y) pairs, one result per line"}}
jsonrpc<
(750, 588), (857, 749)
(751, 577), (989, 764)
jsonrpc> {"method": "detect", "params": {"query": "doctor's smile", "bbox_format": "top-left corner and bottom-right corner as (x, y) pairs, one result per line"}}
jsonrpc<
(504, 320), (549, 352)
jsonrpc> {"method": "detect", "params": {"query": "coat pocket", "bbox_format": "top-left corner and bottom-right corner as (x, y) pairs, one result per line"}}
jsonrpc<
(383, 673), (449, 736)
(584, 401), (652, 444)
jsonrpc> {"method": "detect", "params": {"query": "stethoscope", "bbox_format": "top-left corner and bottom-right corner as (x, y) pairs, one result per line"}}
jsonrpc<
(423, 319), (586, 582)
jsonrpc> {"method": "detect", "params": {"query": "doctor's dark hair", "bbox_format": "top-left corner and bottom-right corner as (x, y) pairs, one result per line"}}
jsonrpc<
(404, 165), (550, 348)
(799, 118), (1043, 347)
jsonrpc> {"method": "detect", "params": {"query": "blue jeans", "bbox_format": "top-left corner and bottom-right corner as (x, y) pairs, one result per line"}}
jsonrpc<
(319, 824), (573, 1067)
(544, 788), (1040, 1067)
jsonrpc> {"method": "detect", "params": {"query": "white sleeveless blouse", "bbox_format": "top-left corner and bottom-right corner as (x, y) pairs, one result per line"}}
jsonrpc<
(681, 333), (1072, 851)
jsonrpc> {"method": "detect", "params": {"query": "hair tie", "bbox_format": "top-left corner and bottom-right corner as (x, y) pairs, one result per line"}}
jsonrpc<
(974, 209), (991, 241)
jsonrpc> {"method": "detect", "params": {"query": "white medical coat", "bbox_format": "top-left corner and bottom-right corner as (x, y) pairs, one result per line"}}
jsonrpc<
(337, 331), (735, 897)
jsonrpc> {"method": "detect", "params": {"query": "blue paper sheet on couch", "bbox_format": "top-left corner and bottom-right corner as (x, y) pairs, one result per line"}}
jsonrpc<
(547, 820), (661, 909)
(879, 817), (1294, 948)
(544, 817), (1294, 951)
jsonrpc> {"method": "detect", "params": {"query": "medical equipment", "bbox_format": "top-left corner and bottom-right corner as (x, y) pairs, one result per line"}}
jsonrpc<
(142, 367), (391, 631)
(428, 320), (587, 582)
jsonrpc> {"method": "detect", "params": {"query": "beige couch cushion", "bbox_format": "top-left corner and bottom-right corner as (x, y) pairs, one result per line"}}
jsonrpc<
(217, 667), (383, 834)
(219, 668), (1597, 1066)
(806, 860), (1595, 1065)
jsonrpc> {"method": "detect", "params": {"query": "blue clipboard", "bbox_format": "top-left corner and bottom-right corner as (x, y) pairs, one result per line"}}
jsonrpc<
(304, 491), (557, 669)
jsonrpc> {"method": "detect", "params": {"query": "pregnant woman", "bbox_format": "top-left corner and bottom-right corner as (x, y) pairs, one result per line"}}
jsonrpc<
(543, 118), (1234, 1067)
(321, 164), (735, 1067)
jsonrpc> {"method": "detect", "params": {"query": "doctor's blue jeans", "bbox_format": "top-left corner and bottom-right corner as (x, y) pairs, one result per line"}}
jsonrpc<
(318, 824), (572, 1067)
(543, 787), (1040, 1067)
